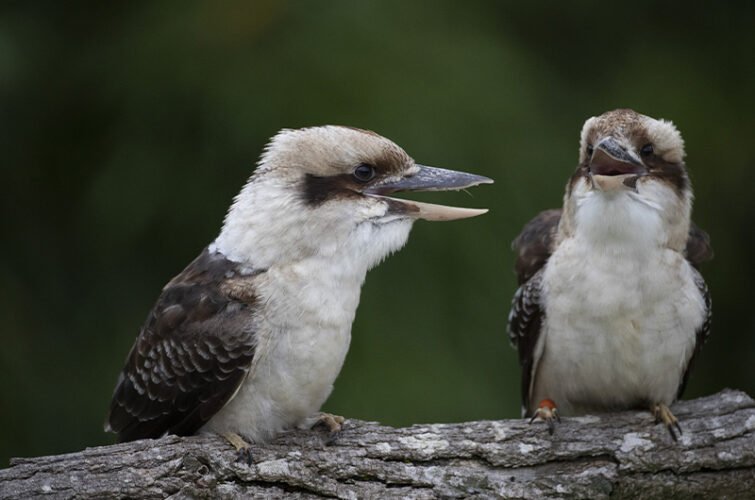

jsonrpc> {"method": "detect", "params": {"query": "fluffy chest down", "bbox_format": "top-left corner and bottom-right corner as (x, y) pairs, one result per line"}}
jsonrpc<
(533, 238), (705, 415)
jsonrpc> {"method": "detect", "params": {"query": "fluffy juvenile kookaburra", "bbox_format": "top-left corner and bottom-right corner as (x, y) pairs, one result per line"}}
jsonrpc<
(106, 126), (492, 451)
(508, 109), (712, 439)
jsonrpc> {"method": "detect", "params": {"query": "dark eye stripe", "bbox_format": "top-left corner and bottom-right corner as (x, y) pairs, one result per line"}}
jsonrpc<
(302, 172), (377, 206)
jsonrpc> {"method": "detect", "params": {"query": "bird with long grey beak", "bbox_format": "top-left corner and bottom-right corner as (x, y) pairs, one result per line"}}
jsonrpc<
(508, 109), (712, 440)
(106, 125), (492, 454)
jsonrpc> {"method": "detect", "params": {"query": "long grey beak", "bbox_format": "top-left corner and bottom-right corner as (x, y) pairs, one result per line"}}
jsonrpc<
(367, 165), (493, 194)
(365, 165), (493, 221)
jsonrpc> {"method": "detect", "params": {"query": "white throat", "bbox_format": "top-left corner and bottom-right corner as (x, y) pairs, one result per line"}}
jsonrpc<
(573, 189), (665, 254)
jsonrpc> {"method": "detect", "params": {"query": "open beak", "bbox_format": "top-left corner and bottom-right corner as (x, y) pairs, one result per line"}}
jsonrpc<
(364, 165), (493, 221)
(590, 137), (647, 191)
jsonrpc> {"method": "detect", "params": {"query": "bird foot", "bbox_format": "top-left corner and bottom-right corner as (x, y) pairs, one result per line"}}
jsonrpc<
(312, 412), (345, 432)
(311, 412), (345, 445)
(653, 403), (682, 441)
(529, 399), (561, 435)
(221, 432), (254, 464)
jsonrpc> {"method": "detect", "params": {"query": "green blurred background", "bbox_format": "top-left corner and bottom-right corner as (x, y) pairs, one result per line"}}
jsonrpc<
(2, 1), (753, 466)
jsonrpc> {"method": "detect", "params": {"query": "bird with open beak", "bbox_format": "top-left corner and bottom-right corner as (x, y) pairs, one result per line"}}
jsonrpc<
(106, 126), (492, 455)
(508, 109), (712, 440)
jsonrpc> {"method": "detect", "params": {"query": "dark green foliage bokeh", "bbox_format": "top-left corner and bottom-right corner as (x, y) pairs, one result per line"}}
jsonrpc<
(1, 1), (753, 465)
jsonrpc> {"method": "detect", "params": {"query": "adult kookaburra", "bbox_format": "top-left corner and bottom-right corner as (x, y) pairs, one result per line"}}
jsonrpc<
(106, 126), (492, 451)
(508, 109), (712, 439)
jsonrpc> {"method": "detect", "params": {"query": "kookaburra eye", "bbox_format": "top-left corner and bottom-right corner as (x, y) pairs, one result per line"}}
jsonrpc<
(586, 145), (594, 157)
(640, 143), (654, 156)
(353, 163), (376, 182)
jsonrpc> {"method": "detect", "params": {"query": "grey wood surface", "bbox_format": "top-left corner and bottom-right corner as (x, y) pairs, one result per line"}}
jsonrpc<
(1, 389), (753, 499)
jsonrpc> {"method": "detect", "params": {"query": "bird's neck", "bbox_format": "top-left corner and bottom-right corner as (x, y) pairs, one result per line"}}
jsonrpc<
(579, 192), (663, 249)
(214, 214), (413, 274)
(213, 216), (413, 334)
(561, 178), (692, 256)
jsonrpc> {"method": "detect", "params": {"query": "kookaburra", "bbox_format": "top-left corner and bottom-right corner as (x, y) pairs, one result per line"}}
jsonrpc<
(106, 126), (492, 451)
(508, 109), (712, 439)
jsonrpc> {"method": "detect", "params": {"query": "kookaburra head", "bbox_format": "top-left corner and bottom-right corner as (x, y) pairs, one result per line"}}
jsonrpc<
(214, 126), (492, 270)
(560, 108), (691, 251)
(106, 125), (492, 448)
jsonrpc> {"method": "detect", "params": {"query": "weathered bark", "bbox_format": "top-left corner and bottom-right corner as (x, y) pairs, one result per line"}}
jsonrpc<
(1, 389), (753, 499)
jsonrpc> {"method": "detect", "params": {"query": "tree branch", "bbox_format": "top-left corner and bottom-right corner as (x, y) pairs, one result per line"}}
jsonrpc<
(2, 389), (754, 499)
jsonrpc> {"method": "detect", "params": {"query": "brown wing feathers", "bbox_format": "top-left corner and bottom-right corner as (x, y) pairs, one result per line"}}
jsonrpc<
(676, 268), (712, 399)
(107, 249), (258, 442)
(508, 270), (545, 413)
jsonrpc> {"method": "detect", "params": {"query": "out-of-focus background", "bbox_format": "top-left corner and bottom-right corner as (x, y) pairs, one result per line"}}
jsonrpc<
(2, 1), (753, 466)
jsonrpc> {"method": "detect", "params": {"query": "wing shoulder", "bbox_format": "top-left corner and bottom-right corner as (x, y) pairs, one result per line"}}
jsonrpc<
(512, 209), (561, 285)
(685, 221), (714, 268)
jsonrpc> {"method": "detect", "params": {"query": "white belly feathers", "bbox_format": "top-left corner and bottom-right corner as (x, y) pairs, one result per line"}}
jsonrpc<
(532, 238), (705, 414)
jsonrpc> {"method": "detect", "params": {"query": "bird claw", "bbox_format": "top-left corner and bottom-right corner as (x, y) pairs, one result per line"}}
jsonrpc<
(653, 403), (682, 441)
(529, 399), (560, 435)
(235, 446), (254, 464)
(221, 432), (255, 464)
(312, 412), (345, 445)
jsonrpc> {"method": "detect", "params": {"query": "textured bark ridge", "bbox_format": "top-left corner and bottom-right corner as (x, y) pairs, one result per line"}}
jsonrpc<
(2, 389), (754, 499)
